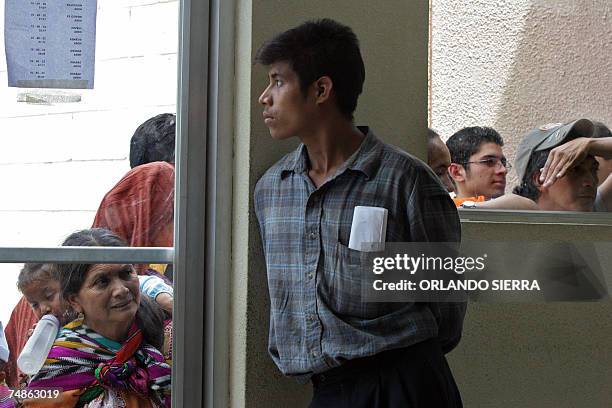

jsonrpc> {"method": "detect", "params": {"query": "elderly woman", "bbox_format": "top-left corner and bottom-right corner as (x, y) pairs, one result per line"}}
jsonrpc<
(25, 228), (171, 408)
(6, 162), (175, 388)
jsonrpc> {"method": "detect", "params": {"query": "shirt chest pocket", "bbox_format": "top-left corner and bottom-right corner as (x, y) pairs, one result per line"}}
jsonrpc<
(322, 242), (375, 319)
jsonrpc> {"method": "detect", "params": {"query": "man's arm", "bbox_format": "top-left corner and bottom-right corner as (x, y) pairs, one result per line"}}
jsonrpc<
(407, 168), (465, 353)
(540, 137), (612, 187)
(138, 275), (173, 314)
(538, 136), (612, 209)
(596, 170), (612, 211)
(407, 168), (461, 243)
(472, 194), (539, 210)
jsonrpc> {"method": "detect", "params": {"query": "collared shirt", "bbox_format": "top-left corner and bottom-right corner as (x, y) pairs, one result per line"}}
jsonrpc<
(254, 127), (465, 380)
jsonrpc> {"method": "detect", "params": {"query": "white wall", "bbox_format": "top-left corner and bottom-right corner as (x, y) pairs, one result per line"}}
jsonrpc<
(431, 0), (612, 187)
(0, 0), (178, 323)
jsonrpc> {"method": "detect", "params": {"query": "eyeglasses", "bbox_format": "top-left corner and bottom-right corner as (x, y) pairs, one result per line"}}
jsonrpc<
(463, 157), (512, 171)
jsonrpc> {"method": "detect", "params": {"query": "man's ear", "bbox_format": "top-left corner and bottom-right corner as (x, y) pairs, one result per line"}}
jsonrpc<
(531, 170), (545, 192)
(313, 76), (333, 103)
(448, 163), (466, 183)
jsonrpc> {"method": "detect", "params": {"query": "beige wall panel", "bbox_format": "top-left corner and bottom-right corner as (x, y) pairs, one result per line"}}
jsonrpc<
(449, 221), (612, 407)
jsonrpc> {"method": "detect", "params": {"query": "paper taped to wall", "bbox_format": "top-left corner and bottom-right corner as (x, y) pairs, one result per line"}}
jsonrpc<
(5, 0), (97, 89)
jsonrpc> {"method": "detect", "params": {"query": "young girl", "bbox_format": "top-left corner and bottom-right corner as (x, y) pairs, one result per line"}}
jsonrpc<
(3, 264), (69, 388)
(18, 263), (77, 324)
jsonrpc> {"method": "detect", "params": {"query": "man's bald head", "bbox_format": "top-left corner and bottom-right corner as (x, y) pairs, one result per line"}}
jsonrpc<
(428, 128), (455, 192)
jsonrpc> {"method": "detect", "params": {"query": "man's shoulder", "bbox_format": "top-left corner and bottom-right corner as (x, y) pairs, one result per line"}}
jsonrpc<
(371, 138), (450, 197)
(379, 141), (426, 167)
(376, 140), (439, 180)
(255, 148), (298, 193)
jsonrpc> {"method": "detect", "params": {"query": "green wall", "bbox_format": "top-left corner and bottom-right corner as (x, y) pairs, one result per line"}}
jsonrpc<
(450, 221), (612, 407)
(230, 1), (610, 407)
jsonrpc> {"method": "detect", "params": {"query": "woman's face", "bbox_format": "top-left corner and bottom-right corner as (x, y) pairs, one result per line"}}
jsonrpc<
(69, 264), (140, 340)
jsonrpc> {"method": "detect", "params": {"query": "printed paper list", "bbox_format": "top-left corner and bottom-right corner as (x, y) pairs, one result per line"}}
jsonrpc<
(5, 1), (97, 89)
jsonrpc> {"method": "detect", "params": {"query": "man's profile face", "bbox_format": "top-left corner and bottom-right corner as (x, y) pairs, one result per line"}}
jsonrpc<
(428, 136), (454, 192)
(258, 61), (316, 140)
(459, 142), (507, 198)
(539, 156), (598, 211)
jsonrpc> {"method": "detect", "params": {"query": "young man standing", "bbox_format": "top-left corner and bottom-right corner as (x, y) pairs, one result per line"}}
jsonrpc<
(447, 126), (509, 206)
(254, 19), (464, 407)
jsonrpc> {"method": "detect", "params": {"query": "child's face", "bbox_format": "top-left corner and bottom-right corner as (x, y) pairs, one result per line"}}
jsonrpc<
(22, 278), (65, 320)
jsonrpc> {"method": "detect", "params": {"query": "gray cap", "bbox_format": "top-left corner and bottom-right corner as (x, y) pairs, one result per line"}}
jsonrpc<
(514, 119), (594, 183)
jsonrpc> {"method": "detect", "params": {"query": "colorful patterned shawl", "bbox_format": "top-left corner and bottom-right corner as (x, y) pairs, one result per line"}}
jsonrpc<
(28, 319), (170, 407)
(0, 384), (16, 408)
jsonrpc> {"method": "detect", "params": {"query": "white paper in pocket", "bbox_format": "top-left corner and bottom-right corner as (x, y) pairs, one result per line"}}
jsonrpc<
(348, 206), (388, 252)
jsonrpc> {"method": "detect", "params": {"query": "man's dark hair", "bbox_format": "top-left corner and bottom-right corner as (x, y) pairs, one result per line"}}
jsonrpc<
(130, 113), (176, 168)
(428, 128), (440, 142)
(446, 126), (504, 168)
(255, 19), (365, 120)
(513, 149), (550, 201)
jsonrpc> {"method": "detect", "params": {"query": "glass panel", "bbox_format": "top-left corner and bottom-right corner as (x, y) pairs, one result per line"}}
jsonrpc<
(0, 260), (174, 387)
(0, 1), (178, 264)
(0, 0), (178, 245)
(429, 0), (611, 214)
(0, 0), (180, 399)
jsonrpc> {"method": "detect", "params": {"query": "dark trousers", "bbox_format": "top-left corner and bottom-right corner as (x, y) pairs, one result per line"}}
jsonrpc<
(309, 339), (462, 408)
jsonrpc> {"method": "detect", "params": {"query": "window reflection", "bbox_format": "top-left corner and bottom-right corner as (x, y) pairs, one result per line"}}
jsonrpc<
(429, 0), (611, 213)
(0, 1), (178, 402)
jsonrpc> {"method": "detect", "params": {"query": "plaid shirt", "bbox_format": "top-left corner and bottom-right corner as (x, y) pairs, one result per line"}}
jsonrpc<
(254, 127), (465, 379)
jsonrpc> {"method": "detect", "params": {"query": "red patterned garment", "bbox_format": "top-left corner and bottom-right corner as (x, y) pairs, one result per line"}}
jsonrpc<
(4, 297), (37, 387)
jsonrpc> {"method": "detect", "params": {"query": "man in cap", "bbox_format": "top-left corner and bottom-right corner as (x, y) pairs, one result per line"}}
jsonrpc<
(428, 128), (455, 192)
(513, 119), (612, 212)
(446, 126), (509, 206)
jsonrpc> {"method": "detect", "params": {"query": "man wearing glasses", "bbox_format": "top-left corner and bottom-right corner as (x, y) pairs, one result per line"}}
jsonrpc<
(446, 126), (509, 206)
